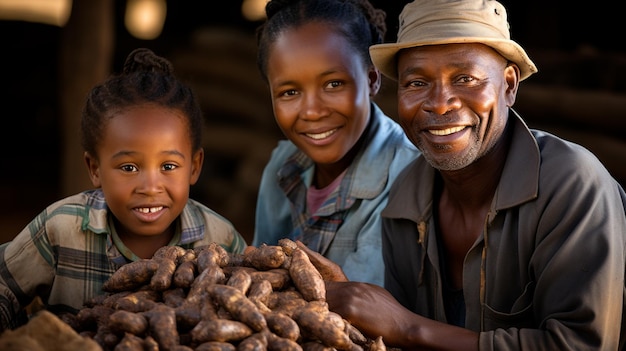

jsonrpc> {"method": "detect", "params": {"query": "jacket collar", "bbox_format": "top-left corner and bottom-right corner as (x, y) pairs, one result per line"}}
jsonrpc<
(382, 110), (540, 222)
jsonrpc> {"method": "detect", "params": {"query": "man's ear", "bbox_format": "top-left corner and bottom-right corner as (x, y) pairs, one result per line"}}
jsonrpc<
(84, 151), (101, 188)
(504, 62), (520, 107)
(189, 148), (204, 186)
(368, 66), (382, 97)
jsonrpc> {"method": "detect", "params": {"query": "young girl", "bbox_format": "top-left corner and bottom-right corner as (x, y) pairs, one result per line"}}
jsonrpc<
(0, 48), (247, 331)
(253, 0), (420, 286)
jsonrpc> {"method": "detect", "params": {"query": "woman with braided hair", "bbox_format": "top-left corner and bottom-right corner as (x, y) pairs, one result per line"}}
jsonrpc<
(252, 0), (420, 286)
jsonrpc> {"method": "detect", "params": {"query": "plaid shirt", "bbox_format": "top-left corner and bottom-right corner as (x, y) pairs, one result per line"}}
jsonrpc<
(0, 189), (246, 330)
(278, 150), (348, 254)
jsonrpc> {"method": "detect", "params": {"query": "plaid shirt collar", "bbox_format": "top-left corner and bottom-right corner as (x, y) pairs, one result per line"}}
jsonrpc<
(81, 188), (207, 247)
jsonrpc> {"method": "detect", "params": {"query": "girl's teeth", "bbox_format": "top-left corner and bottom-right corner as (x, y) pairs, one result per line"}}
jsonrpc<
(137, 207), (163, 213)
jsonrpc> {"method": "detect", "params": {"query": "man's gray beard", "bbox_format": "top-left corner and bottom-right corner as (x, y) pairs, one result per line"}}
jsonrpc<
(419, 138), (481, 172)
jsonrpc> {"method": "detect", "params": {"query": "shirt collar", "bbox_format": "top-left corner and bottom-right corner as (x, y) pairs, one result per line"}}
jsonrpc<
(492, 109), (540, 210)
(383, 111), (540, 221)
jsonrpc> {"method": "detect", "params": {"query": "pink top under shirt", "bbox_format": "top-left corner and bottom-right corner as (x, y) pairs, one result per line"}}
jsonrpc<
(307, 170), (347, 214)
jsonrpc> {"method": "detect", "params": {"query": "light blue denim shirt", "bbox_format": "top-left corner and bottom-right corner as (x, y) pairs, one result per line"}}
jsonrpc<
(253, 103), (420, 286)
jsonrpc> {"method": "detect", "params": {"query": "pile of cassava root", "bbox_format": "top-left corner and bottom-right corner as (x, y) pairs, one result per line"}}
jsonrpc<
(61, 239), (392, 351)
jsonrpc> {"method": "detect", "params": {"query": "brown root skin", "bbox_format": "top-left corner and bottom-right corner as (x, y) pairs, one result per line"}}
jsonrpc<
(301, 341), (336, 351)
(243, 244), (286, 270)
(263, 329), (304, 351)
(190, 319), (253, 343)
(196, 242), (230, 272)
(207, 284), (267, 332)
(109, 310), (148, 335)
(142, 304), (180, 351)
(0, 310), (102, 351)
(174, 302), (203, 331)
(140, 336), (158, 351)
(237, 332), (268, 351)
(345, 319), (369, 345)
(173, 260), (197, 289)
(226, 267), (252, 294)
(247, 279), (273, 307)
(115, 290), (159, 313)
(263, 310), (301, 341)
(150, 258), (177, 291)
(249, 269), (290, 290)
(266, 290), (307, 318)
(102, 260), (160, 292)
(295, 241), (348, 282)
(152, 246), (187, 283)
(195, 341), (237, 351)
(75, 305), (114, 331)
(187, 265), (226, 299)
(278, 238), (298, 256)
(65, 242), (389, 350)
(162, 287), (186, 308)
(289, 248), (326, 302)
(95, 291), (132, 309)
(368, 336), (388, 351)
(293, 302), (356, 351)
(115, 332), (145, 350)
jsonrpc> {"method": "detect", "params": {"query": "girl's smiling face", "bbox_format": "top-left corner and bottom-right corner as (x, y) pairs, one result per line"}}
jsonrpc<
(85, 103), (203, 242)
(266, 21), (379, 178)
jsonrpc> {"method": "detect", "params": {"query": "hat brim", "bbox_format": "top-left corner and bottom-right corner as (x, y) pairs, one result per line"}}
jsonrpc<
(370, 37), (538, 81)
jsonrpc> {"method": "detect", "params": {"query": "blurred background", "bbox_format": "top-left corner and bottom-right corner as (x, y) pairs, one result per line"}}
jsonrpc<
(1, 0), (625, 244)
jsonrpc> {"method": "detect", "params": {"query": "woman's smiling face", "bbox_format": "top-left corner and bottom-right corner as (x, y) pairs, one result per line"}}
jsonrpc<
(266, 21), (378, 168)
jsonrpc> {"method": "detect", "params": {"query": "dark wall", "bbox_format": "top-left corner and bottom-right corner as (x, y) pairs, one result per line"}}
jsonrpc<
(1, 1), (624, 243)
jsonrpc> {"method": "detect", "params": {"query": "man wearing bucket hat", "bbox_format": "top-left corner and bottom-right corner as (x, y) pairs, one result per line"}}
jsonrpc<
(311, 0), (626, 349)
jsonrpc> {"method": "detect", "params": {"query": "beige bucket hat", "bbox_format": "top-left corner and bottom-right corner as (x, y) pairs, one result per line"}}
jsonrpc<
(370, 0), (538, 81)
